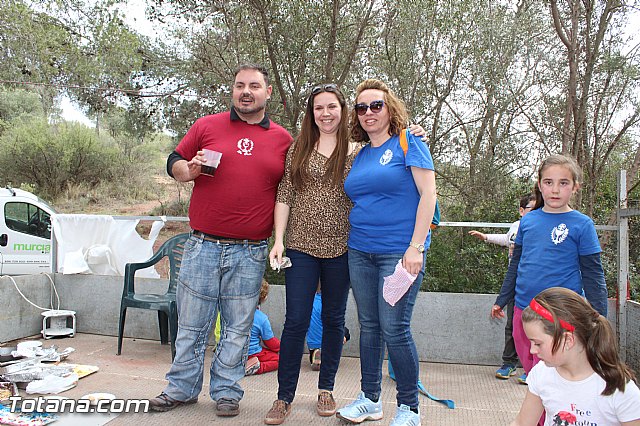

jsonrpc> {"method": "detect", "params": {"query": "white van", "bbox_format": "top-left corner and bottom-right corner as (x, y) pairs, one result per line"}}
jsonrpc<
(0, 187), (55, 275)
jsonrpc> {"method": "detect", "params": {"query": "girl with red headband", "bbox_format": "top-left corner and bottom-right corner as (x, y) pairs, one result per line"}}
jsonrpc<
(511, 287), (640, 426)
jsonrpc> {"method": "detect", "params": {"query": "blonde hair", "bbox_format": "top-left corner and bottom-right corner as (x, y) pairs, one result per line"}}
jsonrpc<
(349, 79), (408, 142)
(533, 154), (582, 209)
(522, 287), (635, 396)
(259, 279), (270, 305)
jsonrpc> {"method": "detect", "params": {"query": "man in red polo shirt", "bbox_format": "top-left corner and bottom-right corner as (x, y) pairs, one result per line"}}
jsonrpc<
(150, 63), (292, 418)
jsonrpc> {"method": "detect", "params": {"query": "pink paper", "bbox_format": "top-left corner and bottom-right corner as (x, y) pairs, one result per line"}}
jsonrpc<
(383, 260), (418, 306)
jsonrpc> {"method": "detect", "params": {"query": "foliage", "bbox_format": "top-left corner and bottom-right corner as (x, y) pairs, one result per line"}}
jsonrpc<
(0, 89), (44, 134)
(148, 0), (384, 136)
(426, 227), (507, 293)
(0, 119), (115, 197)
(0, 117), (161, 201)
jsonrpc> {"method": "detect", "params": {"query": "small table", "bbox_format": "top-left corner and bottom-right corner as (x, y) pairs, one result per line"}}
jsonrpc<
(41, 310), (76, 339)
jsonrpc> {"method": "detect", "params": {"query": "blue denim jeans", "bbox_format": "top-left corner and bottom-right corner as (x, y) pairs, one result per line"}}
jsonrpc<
(163, 235), (268, 402)
(277, 249), (350, 403)
(348, 248), (424, 409)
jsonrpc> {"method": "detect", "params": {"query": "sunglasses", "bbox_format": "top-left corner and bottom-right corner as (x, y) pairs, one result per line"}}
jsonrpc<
(311, 83), (339, 95)
(354, 100), (385, 116)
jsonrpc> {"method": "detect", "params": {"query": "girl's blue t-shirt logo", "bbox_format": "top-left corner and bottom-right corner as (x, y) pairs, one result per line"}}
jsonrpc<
(551, 223), (569, 245)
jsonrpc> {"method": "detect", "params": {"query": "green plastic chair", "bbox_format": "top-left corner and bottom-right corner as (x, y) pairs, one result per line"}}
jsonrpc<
(117, 232), (190, 360)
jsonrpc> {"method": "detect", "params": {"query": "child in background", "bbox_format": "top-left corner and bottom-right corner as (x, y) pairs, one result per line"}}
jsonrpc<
(510, 287), (640, 426)
(492, 154), (608, 383)
(469, 194), (536, 382)
(246, 279), (280, 376)
(306, 285), (350, 371)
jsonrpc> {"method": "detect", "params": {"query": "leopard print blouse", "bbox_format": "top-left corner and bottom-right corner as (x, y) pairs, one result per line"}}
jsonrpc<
(276, 144), (361, 258)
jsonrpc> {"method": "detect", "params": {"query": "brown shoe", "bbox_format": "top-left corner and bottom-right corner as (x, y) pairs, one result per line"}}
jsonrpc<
(149, 392), (197, 412)
(316, 390), (336, 416)
(216, 398), (240, 417)
(264, 399), (291, 425)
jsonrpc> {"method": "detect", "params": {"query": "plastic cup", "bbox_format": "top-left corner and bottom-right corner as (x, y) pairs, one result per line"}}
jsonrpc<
(201, 149), (222, 176)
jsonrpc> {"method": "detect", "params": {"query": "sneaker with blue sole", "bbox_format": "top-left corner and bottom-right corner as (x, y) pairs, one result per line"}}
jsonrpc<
(495, 364), (517, 379)
(390, 404), (420, 426)
(336, 392), (383, 424)
(517, 373), (527, 384)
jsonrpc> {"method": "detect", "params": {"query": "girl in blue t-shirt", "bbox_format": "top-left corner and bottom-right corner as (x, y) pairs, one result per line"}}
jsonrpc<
(492, 154), (607, 383)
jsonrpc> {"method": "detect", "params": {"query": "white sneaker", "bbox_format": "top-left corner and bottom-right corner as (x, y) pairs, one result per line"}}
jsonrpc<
(336, 392), (383, 423)
(390, 404), (420, 426)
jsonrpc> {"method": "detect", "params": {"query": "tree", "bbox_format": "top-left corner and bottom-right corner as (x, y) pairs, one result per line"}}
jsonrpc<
(147, 0), (382, 135)
(371, 0), (549, 215)
(1, 0), (173, 138)
(546, 0), (640, 215)
(0, 119), (118, 197)
(0, 89), (44, 134)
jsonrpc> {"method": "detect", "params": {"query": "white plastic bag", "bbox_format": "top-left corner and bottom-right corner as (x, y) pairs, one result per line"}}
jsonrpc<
(26, 373), (78, 394)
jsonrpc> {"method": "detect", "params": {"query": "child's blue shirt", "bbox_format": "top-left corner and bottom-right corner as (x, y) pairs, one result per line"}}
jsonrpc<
(513, 208), (601, 309)
(249, 309), (275, 356)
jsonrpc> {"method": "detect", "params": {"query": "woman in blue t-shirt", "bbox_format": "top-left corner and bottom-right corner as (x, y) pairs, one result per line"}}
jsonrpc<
(337, 79), (437, 426)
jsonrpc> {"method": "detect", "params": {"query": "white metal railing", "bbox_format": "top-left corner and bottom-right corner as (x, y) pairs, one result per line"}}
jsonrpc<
(48, 172), (630, 360)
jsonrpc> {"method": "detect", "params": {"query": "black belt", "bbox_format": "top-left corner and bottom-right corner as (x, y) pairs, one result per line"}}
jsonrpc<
(192, 230), (265, 246)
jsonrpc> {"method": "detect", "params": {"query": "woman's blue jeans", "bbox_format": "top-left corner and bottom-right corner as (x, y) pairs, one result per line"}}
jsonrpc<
(277, 249), (350, 403)
(348, 248), (425, 409)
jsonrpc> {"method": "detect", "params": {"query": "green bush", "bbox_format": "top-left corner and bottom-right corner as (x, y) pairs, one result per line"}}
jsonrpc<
(426, 227), (509, 293)
(0, 118), (122, 198)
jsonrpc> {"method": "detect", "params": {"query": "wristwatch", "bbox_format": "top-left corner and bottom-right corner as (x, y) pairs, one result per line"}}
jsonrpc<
(409, 241), (425, 253)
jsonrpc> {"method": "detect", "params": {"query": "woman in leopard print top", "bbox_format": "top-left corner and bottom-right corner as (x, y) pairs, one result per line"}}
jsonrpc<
(264, 83), (356, 423)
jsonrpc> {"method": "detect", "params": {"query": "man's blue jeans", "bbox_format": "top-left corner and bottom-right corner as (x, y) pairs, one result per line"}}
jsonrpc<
(163, 235), (268, 402)
(348, 248), (424, 409)
(277, 249), (350, 403)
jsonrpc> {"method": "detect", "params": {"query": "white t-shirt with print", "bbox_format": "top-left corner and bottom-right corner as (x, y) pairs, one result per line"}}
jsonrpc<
(528, 362), (640, 425)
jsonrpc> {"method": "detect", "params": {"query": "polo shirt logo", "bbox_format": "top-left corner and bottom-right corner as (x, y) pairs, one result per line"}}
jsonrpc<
(379, 149), (393, 165)
(237, 138), (254, 156)
(551, 223), (569, 245)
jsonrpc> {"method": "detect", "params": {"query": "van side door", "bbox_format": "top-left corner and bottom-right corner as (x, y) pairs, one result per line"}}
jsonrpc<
(0, 200), (52, 275)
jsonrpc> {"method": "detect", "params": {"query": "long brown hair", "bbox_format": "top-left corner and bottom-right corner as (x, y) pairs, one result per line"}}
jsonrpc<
(522, 287), (635, 395)
(291, 84), (350, 191)
(533, 154), (582, 210)
(349, 79), (409, 143)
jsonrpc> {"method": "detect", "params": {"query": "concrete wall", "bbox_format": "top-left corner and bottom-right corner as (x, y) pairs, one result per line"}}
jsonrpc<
(0, 274), (629, 367)
(1, 275), (55, 342)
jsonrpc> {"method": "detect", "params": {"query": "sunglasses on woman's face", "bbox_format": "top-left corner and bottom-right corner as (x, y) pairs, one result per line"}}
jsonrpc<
(311, 83), (339, 95)
(354, 100), (385, 116)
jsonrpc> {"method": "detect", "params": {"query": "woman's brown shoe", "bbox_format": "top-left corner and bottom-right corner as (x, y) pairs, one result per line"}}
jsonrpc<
(316, 390), (336, 417)
(264, 399), (291, 425)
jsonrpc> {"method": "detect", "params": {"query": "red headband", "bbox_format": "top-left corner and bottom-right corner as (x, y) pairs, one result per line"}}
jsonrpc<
(529, 299), (575, 332)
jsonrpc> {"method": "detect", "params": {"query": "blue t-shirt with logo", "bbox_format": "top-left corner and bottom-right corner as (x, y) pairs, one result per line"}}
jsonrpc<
(514, 209), (601, 309)
(344, 133), (434, 253)
(248, 309), (275, 356)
